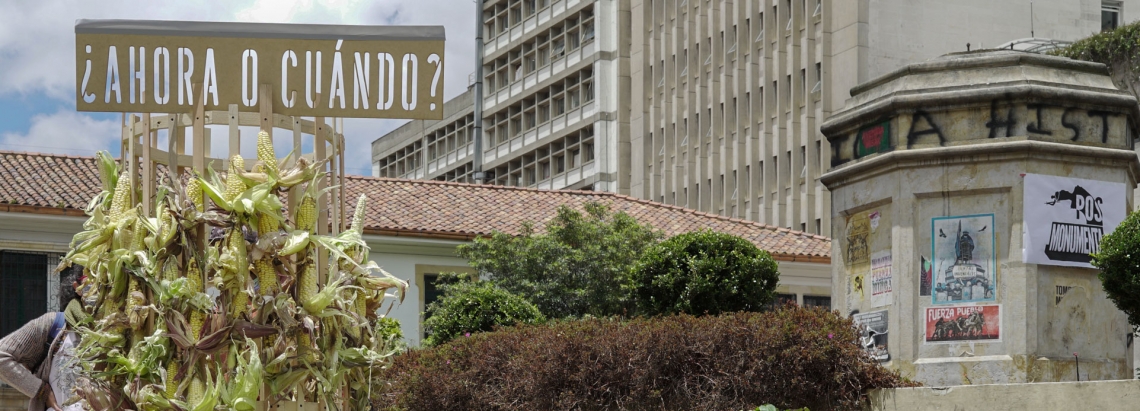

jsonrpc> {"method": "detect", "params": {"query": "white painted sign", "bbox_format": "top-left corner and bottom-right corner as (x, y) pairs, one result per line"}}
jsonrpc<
(1023, 174), (1126, 268)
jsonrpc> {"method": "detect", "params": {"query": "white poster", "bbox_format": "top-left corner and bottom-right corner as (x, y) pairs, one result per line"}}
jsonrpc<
(870, 251), (892, 307)
(1023, 174), (1126, 268)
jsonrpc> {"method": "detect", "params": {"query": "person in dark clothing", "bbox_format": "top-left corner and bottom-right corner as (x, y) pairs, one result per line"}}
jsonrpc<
(0, 265), (86, 411)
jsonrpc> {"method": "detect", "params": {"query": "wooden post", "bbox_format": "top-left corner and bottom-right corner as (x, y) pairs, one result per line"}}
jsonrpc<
(337, 119), (346, 233)
(141, 113), (153, 216)
(289, 116), (302, 211)
(314, 93), (328, 286)
(229, 103), (240, 166)
(194, 100), (206, 172)
(167, 114), (180, 194)
(127, 115), (138, 211)
(260, 84), (273, 136)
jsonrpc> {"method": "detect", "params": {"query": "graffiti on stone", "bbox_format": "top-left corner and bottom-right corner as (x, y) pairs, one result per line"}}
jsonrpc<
(924, 304), (1001, 344)
(855, 121), (891, 158)
(932, 214), (997, 305)
(829, 102), (1126, 168)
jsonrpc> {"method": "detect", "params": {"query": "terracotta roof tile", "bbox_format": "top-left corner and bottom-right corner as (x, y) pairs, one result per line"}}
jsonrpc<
(0, 151), (831, 262)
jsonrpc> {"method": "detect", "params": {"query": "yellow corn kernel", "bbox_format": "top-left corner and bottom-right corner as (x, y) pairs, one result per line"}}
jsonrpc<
(109, 172), (131, 221)
(256, 259), (277, 297)
(165, 358), (181, 399)
(257, 131), (278, 175)
(186, 179), (204, 212)
(298, 262), (317, 307)
(296, 196), (316, 233)
(225, 155), (245, 201)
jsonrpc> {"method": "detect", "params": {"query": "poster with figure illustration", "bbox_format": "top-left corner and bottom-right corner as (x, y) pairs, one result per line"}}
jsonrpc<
(853, 310), (890, 362)
(924, 304), (1001, 344)
(844, 207), (890, 310)
(931, 214), (996, 305)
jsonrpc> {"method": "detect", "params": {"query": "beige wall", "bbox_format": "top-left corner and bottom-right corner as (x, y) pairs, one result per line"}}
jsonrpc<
(869, 379), (1140, 411)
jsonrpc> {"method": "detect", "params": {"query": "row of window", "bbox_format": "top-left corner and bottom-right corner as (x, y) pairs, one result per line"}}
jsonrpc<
(484, 6), (596, 92)
(487, 126), (595, 187)
(425, 114), (476, 163)
(486, 68), (595, 148)
(376, 140), (423, 179)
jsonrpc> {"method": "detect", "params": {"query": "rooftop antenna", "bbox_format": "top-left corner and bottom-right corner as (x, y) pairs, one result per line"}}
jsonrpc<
(1030, 1), (1035, 38)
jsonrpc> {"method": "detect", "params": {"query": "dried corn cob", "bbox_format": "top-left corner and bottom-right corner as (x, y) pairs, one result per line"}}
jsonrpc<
(187, 374), (204, 407)
(296, 196), (316, 233)
(225, 155), (245, 201)
(186, 178), (204, 212)
(256, 259), (277, 297)
(298, 262), (317, 311)
(187, 258), (205, 340)
(349, 194), (367, 235)
(165, 358), (181, 399)
(257, 131), (278, 175)
(109, 172), (131, 221)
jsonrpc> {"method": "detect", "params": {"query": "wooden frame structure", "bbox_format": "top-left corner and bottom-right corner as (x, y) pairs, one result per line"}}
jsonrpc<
(118, 85), (343, 410)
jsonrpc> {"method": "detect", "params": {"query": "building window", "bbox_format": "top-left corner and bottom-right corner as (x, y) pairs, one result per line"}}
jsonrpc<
(0, 251), (48, 338)
(1103, 1), (1122, 32)
(769, 293), (797, 308)
(803, 295), (831, 308)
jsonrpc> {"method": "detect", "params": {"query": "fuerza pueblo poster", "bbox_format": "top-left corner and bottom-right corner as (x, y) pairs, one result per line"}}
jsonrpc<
(924, 304), (1001, 344)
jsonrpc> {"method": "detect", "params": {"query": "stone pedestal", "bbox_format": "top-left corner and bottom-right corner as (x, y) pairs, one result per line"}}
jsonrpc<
(821, 50), (1140, 385)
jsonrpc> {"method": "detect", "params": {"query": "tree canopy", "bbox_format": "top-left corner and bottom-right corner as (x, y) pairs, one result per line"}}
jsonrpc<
(456, 202), (663, 319)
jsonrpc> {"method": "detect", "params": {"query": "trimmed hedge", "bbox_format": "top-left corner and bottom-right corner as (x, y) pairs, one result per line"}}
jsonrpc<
(376, 305), (916, 411)
(633, 230), (780, 316)
(422, 277), (546, 346)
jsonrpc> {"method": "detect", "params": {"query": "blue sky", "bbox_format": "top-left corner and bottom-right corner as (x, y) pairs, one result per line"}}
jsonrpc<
(0, 0), (475, 176)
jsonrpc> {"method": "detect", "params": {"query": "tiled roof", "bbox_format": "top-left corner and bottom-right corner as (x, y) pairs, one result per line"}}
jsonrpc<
(0, 151), (831, 262)
(0, 151), (102, 215)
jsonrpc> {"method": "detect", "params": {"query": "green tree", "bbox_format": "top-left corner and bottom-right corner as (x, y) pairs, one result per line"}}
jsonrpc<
(457, 202), (663, 319)
(633, 230), (780, 316)
(422, 275), (545, 346)
(1092, 211), (1140, 327)
(1051, 21), (1140, 101)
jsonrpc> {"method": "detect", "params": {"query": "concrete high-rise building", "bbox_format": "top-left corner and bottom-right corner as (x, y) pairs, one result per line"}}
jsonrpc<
(373, 0), (1137, 234)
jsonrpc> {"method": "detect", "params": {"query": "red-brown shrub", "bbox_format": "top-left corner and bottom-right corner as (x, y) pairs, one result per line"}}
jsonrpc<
(374, 305), (917, 411)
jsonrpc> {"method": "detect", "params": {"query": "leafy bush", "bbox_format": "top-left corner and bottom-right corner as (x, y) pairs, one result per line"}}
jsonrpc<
(1092, 210), (1140, 326)
(632, 230), (780, 316)
(376, 306), (917, 411)
(457, 202), (662, 319)
(1051, 20), (1140, 102)
(422, 276), (546, 346)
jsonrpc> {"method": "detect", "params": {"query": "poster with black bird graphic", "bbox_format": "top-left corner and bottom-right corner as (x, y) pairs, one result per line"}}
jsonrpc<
(1023, 174), (1125, 268)
(931, 214), (996, 305)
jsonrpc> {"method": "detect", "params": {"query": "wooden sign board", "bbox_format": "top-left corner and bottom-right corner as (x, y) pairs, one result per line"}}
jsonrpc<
(76, 19), (445, 119)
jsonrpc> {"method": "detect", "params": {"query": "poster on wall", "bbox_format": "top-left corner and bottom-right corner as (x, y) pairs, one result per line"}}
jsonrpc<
(870, 251), (892, 307)
(853, 310), (890, 362)
(924, 304), (1001, 344)
(1023, 174), (1126, 268)
(931, 214), (996, 305)
(919, 256), (933, 296)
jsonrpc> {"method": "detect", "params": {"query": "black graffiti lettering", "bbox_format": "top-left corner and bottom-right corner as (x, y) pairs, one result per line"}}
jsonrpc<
(906, 111), (945, 148)
(830, 137), (850, 168)
(1026, 104), (1052, 135)
(986, 100), (1016, 138)
(1062, 108), (1081, 141)
(1088, 110), (1112, 143)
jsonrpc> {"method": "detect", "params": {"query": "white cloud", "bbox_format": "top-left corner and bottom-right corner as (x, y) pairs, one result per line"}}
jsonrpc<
(0, 0), (476, 175)
(0, 110), (119, 156)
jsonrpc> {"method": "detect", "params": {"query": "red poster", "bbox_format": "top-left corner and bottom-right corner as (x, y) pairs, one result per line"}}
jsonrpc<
(924, 305), (1001, 344)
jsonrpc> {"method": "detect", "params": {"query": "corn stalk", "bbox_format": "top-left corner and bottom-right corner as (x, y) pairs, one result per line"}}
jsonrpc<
(61, 147), (407, 411)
